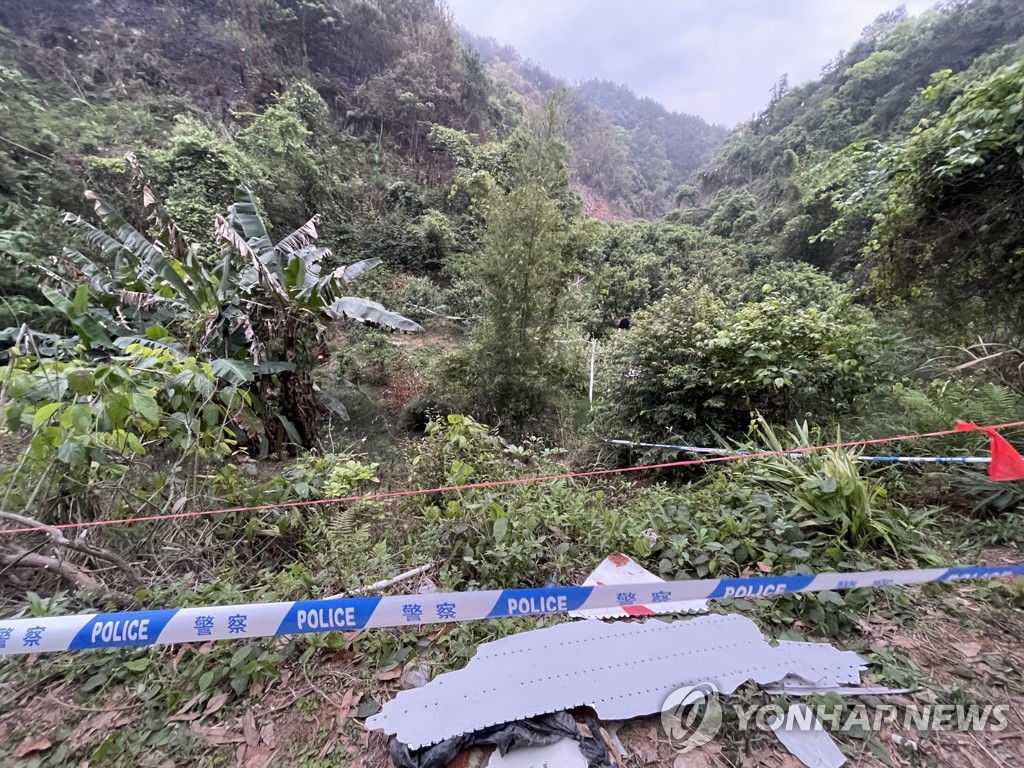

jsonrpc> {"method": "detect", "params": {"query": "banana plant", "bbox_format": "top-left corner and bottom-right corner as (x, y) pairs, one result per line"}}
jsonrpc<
(48, 175), (422, 450)
(216, 186), (421, 332)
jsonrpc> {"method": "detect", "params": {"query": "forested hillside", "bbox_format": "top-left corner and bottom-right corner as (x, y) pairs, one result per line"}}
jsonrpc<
(461, 29), (727, 217)
(0, 0), (519, 331)
(681, 0), (1024, 341)
(2, 1), (1024, 766)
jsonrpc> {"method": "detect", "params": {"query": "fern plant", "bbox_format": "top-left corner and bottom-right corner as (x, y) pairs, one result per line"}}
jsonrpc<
(874, 379), (1024, 457)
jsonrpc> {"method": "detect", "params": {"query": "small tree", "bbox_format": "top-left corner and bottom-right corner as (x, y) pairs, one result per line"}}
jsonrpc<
(461, 103), (577, 424)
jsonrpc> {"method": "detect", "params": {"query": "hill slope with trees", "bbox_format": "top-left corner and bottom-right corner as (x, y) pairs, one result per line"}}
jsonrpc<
(678, 0), (1024, 343)
(459, 28), (728, 217)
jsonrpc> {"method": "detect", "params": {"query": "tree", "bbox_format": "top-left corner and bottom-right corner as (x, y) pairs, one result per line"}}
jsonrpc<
(596, 281), (883, 443)
(858, 60), (1024, 340)
(460, 103), (577, 423)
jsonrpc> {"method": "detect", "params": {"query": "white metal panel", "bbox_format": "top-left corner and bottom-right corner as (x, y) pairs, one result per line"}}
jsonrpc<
(367, 615), (867, 749)
(568, 554), (708, 619)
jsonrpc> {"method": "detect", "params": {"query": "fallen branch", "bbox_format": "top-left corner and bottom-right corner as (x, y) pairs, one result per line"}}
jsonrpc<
(407, 305), (479, 322)
(326, 563), (433, 599)
(1, 548), (135, 608)
(0, 510), (145, 588)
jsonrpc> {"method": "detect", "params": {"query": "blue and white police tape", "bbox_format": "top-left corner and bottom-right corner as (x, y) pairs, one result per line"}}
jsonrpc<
(1, 564), (1021, 656)
(603, 439), (992, 464)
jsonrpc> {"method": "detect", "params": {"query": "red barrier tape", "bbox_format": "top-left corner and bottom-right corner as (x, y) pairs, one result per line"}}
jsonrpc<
(2, 420), (1022, 535)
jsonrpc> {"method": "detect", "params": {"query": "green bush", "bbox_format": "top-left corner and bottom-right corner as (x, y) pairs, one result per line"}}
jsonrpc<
(743, 262), (847, 306)
(403, 415), (652, 589)
(596, 280), (885, 443)
(390, 275), (445, 324)
(339, 327), (403, 388)
(577, 220), (758, 334)
(2, 343), (241, 484)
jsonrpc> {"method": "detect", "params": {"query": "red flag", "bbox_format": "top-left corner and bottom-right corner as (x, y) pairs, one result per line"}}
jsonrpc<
(955, 421), (1024, 481)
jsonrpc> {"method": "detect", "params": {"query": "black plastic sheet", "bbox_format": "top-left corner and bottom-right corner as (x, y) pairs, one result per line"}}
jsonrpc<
(389, 710), (612, 768)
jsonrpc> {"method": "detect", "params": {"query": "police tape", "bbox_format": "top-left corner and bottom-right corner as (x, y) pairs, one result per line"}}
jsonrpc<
(603, 439), (993, 464)
(1, 564), (1021, 656)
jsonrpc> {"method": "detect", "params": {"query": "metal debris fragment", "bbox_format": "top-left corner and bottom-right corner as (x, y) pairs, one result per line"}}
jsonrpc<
(761, 684), (912, 697)
(568, 554), (708, 619)
(771, 640), (865, 688)
(482, 738), (587, 768)
(769, 704), (846, 768)
(367, 615), (866, 750)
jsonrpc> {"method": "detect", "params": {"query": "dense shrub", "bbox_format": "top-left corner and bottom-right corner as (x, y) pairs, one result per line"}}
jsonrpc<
(596, 280), (885, 443)
(389, 274), (445, 324)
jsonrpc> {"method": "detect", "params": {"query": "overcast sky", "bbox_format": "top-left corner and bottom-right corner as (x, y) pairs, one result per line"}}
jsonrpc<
(446, 0), (937, 126)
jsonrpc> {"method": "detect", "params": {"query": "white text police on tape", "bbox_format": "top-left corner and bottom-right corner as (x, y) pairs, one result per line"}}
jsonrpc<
(945, 568), (1016, 582)
(296, 607), (357, 630)
(508, 595), (568, 615)
(92, 618), (150, 643)
(721, 584), (787, 598)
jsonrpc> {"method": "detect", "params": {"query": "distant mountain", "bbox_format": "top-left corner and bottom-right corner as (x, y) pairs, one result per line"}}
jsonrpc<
(459, 28), (727, 218)
(574, 79), (727, 190)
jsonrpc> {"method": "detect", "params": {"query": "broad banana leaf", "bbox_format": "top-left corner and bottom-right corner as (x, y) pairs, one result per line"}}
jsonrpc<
(315, 390), (349, 421)
(217, 212), (288, 301)
(283, 246), (327, 298)
(226, 186), (276, 270)
(215, 214), (255, 259)
(177, 249), (219, 310)
(274, 215), (321, 256)
(277, 414), (303, 446)
(0, 329), (66, 361)
(212, 359), (297, 384)
(257, 361), (297, 375)
(88, 307), (135, 338)
(84, 192), (201, 311)
(283, 250), (307, 297)
(61, 215), (123, 259)
(63, 248), (124, 296)
(303, 258), (382, 305)
(211, 358), (258, 385)
(213, 250), (236, 301)
(324, 297), (423, 332)
(337, 258), (382, 284)
(42, 286), (114, 349)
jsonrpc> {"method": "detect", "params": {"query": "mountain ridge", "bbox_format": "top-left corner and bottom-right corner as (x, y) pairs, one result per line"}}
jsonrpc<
(457, 26), (728, 218)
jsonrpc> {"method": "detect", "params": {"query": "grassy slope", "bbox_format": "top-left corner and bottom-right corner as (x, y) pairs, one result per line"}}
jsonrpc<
(2, 316), (1023, 766)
